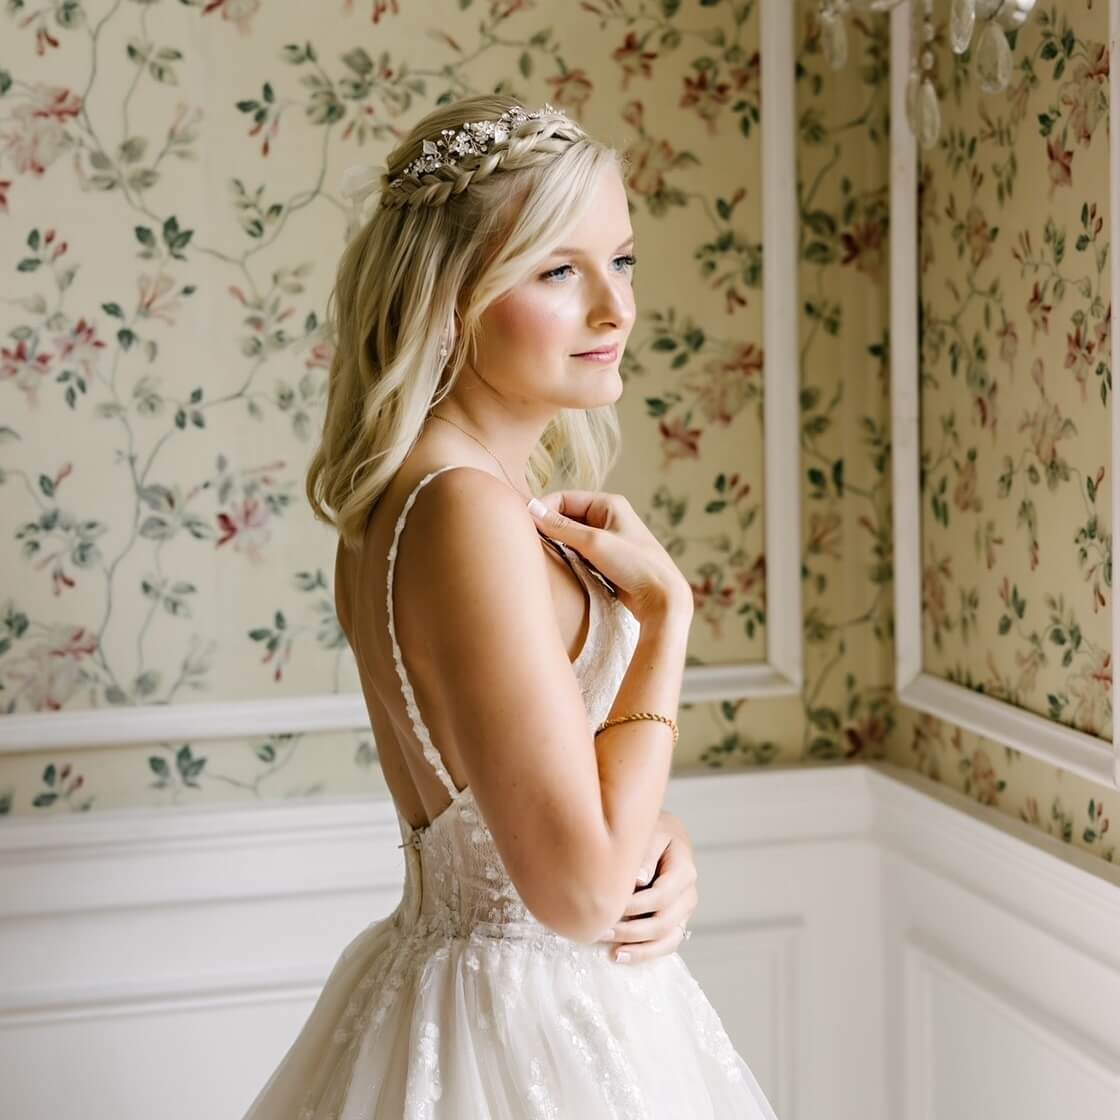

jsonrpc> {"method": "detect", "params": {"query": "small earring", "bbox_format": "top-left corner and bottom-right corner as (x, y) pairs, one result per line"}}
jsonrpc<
(438, 333), (450, 363)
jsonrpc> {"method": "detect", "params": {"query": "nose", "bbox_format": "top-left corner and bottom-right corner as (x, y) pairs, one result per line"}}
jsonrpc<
(588, 268), (635, 331)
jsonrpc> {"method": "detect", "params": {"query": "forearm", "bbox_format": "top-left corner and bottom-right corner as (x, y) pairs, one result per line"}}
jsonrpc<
(592, 608), (691, 928)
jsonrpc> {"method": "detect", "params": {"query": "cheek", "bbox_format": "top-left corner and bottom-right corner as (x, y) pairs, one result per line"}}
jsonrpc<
(485, 291), (578, 352)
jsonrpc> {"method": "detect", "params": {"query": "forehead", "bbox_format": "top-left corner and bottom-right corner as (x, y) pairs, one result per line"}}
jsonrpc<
(546, 171), (634, 254)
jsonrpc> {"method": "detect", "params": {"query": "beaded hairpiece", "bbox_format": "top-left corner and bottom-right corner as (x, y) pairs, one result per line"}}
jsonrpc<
(338, 102), (580, 225)
(387, 102), (573, 188)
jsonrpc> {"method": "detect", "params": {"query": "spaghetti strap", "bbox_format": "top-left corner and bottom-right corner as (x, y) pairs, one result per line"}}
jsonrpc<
(385, 464), (469, 803)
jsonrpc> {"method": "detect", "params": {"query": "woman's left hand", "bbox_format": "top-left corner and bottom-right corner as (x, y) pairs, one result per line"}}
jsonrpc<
(597, 810), (698, 964)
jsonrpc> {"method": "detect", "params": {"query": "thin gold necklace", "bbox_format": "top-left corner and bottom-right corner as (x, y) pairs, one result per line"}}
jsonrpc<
(428, 413), (530, 500)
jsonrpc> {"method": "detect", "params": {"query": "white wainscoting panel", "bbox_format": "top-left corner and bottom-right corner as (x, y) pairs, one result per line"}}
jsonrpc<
(1, 763), (1118, 1120)
(872, 764), (1120, 1120)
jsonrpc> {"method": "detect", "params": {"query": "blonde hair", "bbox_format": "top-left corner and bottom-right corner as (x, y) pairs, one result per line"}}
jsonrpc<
(306, 94), (626, 552)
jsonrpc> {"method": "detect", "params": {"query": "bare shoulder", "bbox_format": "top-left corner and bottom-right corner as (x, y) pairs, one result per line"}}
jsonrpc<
(389, 463), (553, 681)
(395, 465), (542, 577)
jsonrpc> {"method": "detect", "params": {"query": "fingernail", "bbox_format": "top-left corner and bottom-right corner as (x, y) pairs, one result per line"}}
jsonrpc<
(637, 866), (653, 885)
(527, 497), (548, 518)
(615, 950), (631, 963)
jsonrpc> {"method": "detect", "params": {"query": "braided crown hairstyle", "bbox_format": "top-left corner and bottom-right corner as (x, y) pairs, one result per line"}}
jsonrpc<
(306, 93), (626, 551)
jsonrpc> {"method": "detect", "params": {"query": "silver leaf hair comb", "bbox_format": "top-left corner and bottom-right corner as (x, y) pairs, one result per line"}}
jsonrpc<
(386, 102), (576, 188)
(337, 102), (580, 226)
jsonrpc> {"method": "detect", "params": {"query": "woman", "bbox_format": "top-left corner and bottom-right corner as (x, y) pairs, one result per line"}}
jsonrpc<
(244, 94), (779, 1119)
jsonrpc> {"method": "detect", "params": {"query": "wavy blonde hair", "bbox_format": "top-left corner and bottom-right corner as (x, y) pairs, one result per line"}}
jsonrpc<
(306, 94), (626, 552)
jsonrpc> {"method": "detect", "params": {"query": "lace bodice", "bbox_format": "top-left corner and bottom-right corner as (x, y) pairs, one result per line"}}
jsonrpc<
(384, 465), (641, 946)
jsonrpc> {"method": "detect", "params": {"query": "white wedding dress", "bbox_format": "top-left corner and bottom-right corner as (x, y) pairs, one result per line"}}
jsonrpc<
(242, 465), (780, 1119)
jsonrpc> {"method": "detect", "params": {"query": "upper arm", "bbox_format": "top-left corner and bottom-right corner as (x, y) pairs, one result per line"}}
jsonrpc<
(393, 467), (612, 942)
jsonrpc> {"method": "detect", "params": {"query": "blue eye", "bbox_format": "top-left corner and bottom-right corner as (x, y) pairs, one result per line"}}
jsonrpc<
(542, 254), (638, 281)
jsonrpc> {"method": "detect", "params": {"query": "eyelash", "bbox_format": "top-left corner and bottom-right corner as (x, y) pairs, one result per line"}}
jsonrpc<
(541, 254), (638, 281)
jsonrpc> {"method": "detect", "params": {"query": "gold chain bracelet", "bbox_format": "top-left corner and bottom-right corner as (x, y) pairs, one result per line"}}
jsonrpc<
(593, 711), (679, 747)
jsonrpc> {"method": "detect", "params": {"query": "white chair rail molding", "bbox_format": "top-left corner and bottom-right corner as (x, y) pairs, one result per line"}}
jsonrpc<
(0, 761), (1117, 1120)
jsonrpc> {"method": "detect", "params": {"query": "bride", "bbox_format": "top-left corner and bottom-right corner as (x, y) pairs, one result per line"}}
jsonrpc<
(243, 93), (779, 1119)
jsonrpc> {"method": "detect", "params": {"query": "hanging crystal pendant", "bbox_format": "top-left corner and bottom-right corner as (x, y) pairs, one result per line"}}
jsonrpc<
(821, 10), (849, 69)
(949, 0), (976, 53)
(917, 76), (941, 149)
(975, 18), (1012, 92)
(995, 0), (1036, 29)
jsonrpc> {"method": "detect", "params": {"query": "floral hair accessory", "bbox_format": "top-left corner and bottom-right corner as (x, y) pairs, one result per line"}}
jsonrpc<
(337, 102), (579, 229)
(386, 102), (578, 188)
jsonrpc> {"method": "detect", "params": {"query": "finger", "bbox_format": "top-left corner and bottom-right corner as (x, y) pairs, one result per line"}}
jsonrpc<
(612, 890), (696, 946)
(539, 490), (628, 534)
(594, 882), (674, 940)
(537, 490), (602, 522)
(611, 903), (694, 964)
(618, 876), (673, 919)
(612, 925), (687, 965)
(635, 835), (670, 888)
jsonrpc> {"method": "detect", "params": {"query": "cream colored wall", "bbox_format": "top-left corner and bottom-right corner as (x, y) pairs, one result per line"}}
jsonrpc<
(0, 0), (1113, 868)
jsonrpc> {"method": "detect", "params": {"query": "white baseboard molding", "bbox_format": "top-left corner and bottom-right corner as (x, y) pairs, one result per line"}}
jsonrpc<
(0, 763), (1117, 1120)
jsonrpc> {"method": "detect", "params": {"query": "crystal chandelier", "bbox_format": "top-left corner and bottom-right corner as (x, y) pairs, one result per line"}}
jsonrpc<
(817, 0), (1038, 148)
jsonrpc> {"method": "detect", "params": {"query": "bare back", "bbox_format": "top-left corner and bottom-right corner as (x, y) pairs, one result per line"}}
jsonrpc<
(335, 453), (598, 834)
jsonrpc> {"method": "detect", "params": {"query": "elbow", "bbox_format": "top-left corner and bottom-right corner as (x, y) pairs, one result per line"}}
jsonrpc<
(520, 867), (628, 946)
(505, 827), (632, 945)
(522, 886), (608, 945)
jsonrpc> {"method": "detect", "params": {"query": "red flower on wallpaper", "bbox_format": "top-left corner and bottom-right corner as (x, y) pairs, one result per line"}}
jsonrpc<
(995, 317), (1018, 367)
(201, 0), (261, 35)
(658, 415), (702, 463)
(682, 342), (763, 426)
(731, 51), (761, 97)
(4, 625), (99, 711)
(1068, 649), (1112, 736)
(1045, 135), (1073, 196)
(216, 497), (273, 561)
(342, 0), (401, 22)
(546, 70), (593, 116)
(1026, 280), (1052, 342)
(1064, 321), (1097, 400)
(0, 84), (80, 177)
(1, 337), (53, 407)
(1058, 40), (1109, 146)
(622, 134), (678, 199)
(613, 32), (658, 90)
(52, 317), (107, 373)
(680, 69), (731, 134)
(304, 338), (335, 371)
(840, 219), (885, 279)
(137, 273), (184, 326)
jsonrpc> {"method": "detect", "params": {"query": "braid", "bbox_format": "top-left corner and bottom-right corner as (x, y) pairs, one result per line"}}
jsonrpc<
(379, 116), (585, 211)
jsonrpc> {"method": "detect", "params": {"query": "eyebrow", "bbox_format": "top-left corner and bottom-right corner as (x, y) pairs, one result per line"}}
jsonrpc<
(547, 235), (635, 256)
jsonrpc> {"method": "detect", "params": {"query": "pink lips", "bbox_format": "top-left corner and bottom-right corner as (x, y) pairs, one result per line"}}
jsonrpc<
(573, 344), (619, 361)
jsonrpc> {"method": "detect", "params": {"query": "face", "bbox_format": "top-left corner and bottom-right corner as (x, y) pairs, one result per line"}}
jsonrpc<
(471, 164), (637, 411)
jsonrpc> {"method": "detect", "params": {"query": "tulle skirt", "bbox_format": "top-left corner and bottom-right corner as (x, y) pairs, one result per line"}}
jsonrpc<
(241, 912), (780, 1120)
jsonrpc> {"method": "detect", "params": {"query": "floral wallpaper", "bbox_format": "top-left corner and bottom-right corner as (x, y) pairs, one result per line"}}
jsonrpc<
(890, 0), (1115, 864)
(0, 0), (773, 808)
(0, 0), (1113, 869)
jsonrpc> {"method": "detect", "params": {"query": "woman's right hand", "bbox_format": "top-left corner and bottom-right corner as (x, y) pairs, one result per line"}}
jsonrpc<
(527, 490), (694, 625)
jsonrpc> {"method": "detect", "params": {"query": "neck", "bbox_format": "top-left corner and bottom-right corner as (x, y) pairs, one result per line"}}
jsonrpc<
(430, 366), (556, 488)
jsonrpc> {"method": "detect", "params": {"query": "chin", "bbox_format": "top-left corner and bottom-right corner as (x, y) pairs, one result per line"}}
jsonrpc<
(572, 381), (623, 411)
